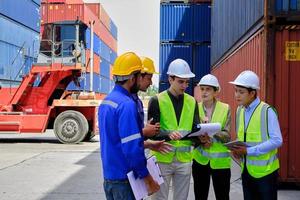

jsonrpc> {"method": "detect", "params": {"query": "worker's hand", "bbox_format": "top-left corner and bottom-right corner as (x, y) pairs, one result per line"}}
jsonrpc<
(169, 131), (182, 140)
(230, 145), (247, 158)
(144, 174), (160, 196)
(144, 140), (173, 154)
(143, 118), (160, 137)
(198, 133), (210, 143)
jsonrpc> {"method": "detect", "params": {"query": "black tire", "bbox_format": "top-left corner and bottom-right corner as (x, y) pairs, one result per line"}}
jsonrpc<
(54, 110), (89, 144)
(83, 131), (95, 142)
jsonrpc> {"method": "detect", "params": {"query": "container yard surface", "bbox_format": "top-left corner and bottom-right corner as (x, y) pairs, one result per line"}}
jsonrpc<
(0, 131), (299, 200)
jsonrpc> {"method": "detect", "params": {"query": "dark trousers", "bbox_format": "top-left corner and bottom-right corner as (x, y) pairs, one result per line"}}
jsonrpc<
(242, 168), (278, 200)
(103, 179), (135, 200)
(192, 161), (231, 200)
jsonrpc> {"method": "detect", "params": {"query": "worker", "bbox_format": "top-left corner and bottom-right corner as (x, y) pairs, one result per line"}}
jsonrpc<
(192, 74), (231, 200)
(132, 56), (160, 137)
(148, 58), (200, 200)
(229, 70), (283, 200)
(99, 52), (160, 200)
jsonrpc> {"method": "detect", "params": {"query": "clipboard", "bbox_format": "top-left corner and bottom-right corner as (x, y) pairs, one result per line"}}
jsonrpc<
(224, 140), (249, 148)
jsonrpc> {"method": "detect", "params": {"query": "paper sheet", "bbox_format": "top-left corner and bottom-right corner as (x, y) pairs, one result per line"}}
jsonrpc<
(188, 123), (221, 137)
(127, 156), (164, 200)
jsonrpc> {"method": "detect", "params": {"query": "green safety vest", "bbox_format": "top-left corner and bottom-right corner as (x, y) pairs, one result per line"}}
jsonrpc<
(193, 101), (231, 169)
(151, 91), (195, 163)
(237, 101), (279, 178)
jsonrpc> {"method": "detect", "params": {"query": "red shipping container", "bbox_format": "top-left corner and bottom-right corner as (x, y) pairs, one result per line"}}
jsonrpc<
(42, 0), (83, 4)
(41, 3), (117, 52)
(212, 26), (300, 183)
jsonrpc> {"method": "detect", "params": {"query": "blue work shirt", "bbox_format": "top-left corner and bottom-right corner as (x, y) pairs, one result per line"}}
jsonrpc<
(99, 84), (149, 180)
(132, 93), (144, 128)
(244, 97), (283, 156)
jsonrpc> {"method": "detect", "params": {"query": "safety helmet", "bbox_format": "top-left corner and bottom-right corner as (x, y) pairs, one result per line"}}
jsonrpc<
(140, 57), (159, 74)
(229, 70), (260, 90)
(167, 59), (195, 78)
(198, 74), (221, 91)
(112, 52), (142, 76)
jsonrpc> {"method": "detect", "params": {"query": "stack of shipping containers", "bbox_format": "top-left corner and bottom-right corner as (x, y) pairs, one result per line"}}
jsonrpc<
(0, 0), (41, 87)
(40, 0), (117, 96)
(211, 0), (300, 184)
(159, 0), (211, 95)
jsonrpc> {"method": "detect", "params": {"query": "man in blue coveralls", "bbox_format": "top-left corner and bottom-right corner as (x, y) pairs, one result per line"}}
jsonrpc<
(99, 52), (160, 200)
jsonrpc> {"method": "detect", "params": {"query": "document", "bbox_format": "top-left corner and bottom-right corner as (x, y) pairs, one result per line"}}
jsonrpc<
(188, 123), (221, 137)
(224, 140), (249, 148)
(127, 156), (164, 200)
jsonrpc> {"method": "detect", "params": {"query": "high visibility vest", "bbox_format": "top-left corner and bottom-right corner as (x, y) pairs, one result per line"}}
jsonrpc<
(237, 101), (279, 178)
(152, 91), (195, 163)
(193, 101), (231, 169)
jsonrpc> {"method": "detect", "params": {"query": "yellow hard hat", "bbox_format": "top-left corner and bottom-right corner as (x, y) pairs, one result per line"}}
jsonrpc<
(140, 57), (159, 74)
(112, 52), (143, 76)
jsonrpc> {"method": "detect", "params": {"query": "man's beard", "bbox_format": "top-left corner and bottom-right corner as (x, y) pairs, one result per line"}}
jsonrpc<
(130, 80), (139, 94)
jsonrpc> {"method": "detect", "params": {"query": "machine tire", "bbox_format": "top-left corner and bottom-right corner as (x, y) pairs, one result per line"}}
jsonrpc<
(83, 131), (95, 141)
(54, 110), (89, 144)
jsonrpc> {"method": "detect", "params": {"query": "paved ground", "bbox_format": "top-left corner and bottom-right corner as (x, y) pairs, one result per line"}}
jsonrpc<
(0, 130), (299, 200)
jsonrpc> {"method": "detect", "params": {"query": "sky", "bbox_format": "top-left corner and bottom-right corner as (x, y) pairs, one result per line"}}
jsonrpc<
(95, 0), (161, 86)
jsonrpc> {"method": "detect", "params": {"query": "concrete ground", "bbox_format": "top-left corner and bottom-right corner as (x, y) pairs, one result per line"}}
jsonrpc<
(0, 130), (299, 200)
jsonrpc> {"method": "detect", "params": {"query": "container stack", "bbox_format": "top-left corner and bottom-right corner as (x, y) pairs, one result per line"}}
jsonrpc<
(210, 0), (300, 184)
(0, 0), (41, 87)
(40, 0), (117, 95)
(159, 0), (211, 95)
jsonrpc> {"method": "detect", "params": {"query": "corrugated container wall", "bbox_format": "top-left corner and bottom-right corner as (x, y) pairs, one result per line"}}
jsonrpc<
(274, 29), (300, 183)
(211, 0), (264, 65)
(160, 0), (212, 3)
(0, 1), (41, 86)
(160, 4), (193, 42)
(211, 26), (300, 183)
(194, 4), (211, 42)
(276, 0), (300, 12)
(193, 44), (211, 82)
(159, 43), (193, 81)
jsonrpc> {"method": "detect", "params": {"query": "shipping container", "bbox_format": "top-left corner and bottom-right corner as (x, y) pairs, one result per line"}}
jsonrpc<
(85, 49), (100, 74)
(193, 43), (211, 81)
(160, 0), (212, 3)
(160, 4), (193, 42)
(193, 3), (211, 42)
(276, 0), (300, 12)
(211, 26), (300, 183)
(67, 72), (100, 92)
(159, 43), (193, 81)
(0, 0), (41, 32)
(211, 0), (264, 65)
(99, 75), (111, 94)
(100, 57), (110, 78)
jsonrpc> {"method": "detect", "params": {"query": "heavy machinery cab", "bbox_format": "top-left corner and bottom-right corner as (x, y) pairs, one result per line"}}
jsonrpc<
(0, 20), (100, 143)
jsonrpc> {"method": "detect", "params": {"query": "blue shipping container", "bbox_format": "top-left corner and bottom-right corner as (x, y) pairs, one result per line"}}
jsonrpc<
(194, 4), (211, 42)
(160, 4), (193, 42)
(100, 75), (111, 94)
(110, 20), (118, 40)
(100, 58), (111, 78)
(0, 0), (40, 32)
(194, 44), (211, 82)
(276, 0), (300, 12)
(0, 15), (40, 56)
(159, 43), (193, 81)
(86, 28), (116, 64)
(0, 41), (36, 82)
(211, 0), (264, 64)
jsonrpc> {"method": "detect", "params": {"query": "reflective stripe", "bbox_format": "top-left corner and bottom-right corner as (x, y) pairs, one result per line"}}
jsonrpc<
(176, 146), (192, 152)
(236, 107), (242, 133)
(121, 133), (141, 144)
(160, 130), (190, 137)
(101, 100), (118, 108)
(196, 147), (230, 158)
(246, 141), (262, 147)
(247, 154), (278, 166)
(260, 104), (269, 142)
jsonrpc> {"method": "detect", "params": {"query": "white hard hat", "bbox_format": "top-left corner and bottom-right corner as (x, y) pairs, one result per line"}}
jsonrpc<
(229, 70), (260, 90)
(198, 74), (220, 91)
(167, 59), (195, 79)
